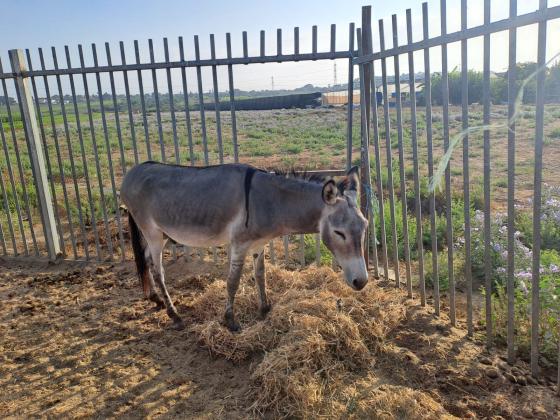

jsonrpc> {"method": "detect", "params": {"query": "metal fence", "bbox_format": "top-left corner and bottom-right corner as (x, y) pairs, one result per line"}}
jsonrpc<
(0, 22), (357, 266)
(355, 0), (560, 384)
(1, 0), (560, 387)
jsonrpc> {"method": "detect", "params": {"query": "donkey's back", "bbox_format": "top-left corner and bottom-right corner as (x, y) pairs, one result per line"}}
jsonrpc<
(120, 162), (251, 247)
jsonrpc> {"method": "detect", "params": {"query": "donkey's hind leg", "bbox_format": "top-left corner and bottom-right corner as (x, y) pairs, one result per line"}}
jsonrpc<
(145, 232), (184, 330)
(224, 243), (249, 331)
(145, 260), (165, 311)
(252, 248), (271, 319)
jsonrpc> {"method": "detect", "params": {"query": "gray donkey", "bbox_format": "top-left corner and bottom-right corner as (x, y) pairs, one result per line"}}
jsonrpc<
(120, 161), (369, 331)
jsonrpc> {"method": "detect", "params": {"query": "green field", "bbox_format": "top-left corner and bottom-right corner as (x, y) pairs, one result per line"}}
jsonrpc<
(1, 103), (560, 257)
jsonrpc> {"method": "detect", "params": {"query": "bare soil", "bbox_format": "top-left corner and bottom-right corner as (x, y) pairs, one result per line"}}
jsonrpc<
(1, 256), (558, 419)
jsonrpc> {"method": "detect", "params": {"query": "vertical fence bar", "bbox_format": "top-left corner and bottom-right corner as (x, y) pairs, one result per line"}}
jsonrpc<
(149, 39), (166, 162)
(0, 216), (5, 255)
(120, 41), (139, 166)
(26, 50), (65, 255)
(9, 50), (60, 259)
(482, 0), (492, 346)
(506, 0), (517, 364)
(164, 38), (180, 164)
(92, 43), (126, 261)
(440, 0), (454, 323)
(379, 19), (400, 286)
(330, 24), (336, 54)
(79, 45), (113, 257)
(312, 26), (318, 57)
(364, 28), (389, 283)
(299, 234), (305, 268)
(277, 28), (282, 57)
(242, 31), (248, 60)
(294, 27), (300, 57)
(179, 37), (195, 166)
(346, 22), (355, 170)
(210, 34), (224, 163)
(0, 60), (34, 256)
(64, 46), (101, 260)
(226, 33), (239, 163)
(392, 14), (412, 294)
(406, 9), (424, 302)
(164, 37), (180, 260)
(194, 35), (209, 164)
(361, 8), (376, 275)
(0, 140), (17, 254)
(105, 43), (126, 175)
(460, 0), (474, 337)
(260, 30), (265, 57)
(39, 49), (77, 258)
(0, 169), (13, 254)
(422, 3), (439, 313)
(194, 35), (209, 262)
(134, 40), (151, 160)
(52, 47), (89, 260)
(315, 233), (321, 265)
(531, 0), (547, 378)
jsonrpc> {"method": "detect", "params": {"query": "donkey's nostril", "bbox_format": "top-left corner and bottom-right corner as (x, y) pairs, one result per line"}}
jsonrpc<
(352, 278), (367, 290)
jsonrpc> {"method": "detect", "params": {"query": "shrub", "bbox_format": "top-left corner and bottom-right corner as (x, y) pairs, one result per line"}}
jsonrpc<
(423, 249), (465, 292)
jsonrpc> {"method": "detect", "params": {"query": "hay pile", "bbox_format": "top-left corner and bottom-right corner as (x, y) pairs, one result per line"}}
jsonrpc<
(188, 265), (443, 418)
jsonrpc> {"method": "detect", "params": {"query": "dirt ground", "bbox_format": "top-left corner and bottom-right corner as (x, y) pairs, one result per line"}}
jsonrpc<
(1, 255), (559, 419)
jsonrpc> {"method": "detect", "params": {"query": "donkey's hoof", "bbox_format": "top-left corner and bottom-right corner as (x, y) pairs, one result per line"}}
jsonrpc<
(224, 310), (241, 332)
(172, 318), (186, 331)
(227, 321), (241, 332)
(258, 303), (272, 319)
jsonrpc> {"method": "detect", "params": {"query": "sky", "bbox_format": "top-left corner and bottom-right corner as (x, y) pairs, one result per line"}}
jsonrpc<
(1, 0), (560, 95)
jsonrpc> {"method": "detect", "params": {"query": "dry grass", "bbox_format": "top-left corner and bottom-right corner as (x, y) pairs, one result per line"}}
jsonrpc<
(190, 266), (407, 417)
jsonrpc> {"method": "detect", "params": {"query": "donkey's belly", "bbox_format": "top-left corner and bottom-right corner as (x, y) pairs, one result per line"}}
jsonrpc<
(159, 211), (243, 248)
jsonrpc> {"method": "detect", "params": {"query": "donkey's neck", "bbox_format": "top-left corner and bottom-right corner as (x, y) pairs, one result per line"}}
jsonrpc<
(272, 181), (326, 235)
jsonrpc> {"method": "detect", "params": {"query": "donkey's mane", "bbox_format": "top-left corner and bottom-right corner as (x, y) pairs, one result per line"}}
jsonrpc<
(266, 167), (328, 185)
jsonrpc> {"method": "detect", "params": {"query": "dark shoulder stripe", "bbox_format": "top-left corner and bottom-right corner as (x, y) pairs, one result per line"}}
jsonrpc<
(244, 167), (258, 228)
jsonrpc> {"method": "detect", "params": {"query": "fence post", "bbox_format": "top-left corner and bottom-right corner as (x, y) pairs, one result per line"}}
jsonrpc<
(360, 6), (373, 270)
(9, 49), (60, 260)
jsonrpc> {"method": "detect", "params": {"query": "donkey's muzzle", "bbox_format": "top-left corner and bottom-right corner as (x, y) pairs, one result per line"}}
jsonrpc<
(352, 278), (368, 291)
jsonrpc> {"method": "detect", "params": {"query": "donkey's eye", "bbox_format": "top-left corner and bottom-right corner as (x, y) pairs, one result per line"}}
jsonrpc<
(334, 230), (346, 240)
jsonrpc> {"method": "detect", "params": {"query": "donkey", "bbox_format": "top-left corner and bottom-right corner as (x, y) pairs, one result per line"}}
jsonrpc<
(120, 161), (369, 331)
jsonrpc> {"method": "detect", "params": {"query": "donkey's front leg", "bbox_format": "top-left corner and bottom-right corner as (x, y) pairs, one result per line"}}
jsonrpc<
(224, 246), (248, 331)
(253, 249), (271, 318)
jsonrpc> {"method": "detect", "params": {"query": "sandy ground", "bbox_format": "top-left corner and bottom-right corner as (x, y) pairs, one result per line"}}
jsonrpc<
(1, 255), (559, 419)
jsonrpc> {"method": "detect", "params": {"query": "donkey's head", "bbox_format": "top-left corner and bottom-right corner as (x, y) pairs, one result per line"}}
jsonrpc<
(319, 166), (369, 291)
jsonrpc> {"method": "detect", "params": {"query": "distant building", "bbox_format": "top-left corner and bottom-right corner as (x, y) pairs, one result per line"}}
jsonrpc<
(375, 82), (423, 107)
(321, 89), (361, 106)
(321, 82), (423, 107)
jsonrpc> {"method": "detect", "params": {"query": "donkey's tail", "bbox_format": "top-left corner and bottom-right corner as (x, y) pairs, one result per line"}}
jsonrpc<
(128, 212), (150, 297)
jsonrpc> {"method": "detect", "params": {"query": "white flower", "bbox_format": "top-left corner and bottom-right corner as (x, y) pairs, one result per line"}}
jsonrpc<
(518, 279), (529, 295)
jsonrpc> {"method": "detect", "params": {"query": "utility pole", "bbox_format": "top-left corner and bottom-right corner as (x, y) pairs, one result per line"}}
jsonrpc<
(271, 76), (274, 91)
(334, 62), (337, 86)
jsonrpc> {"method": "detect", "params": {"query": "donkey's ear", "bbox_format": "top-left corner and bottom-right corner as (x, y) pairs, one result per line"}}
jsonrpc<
(345, 166), (360, 191)
(338, 166), (359, 195)
(322, 179), (338, 205)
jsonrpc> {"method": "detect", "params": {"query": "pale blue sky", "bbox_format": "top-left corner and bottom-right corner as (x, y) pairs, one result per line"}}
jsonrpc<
(1, 0), (559, 93)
